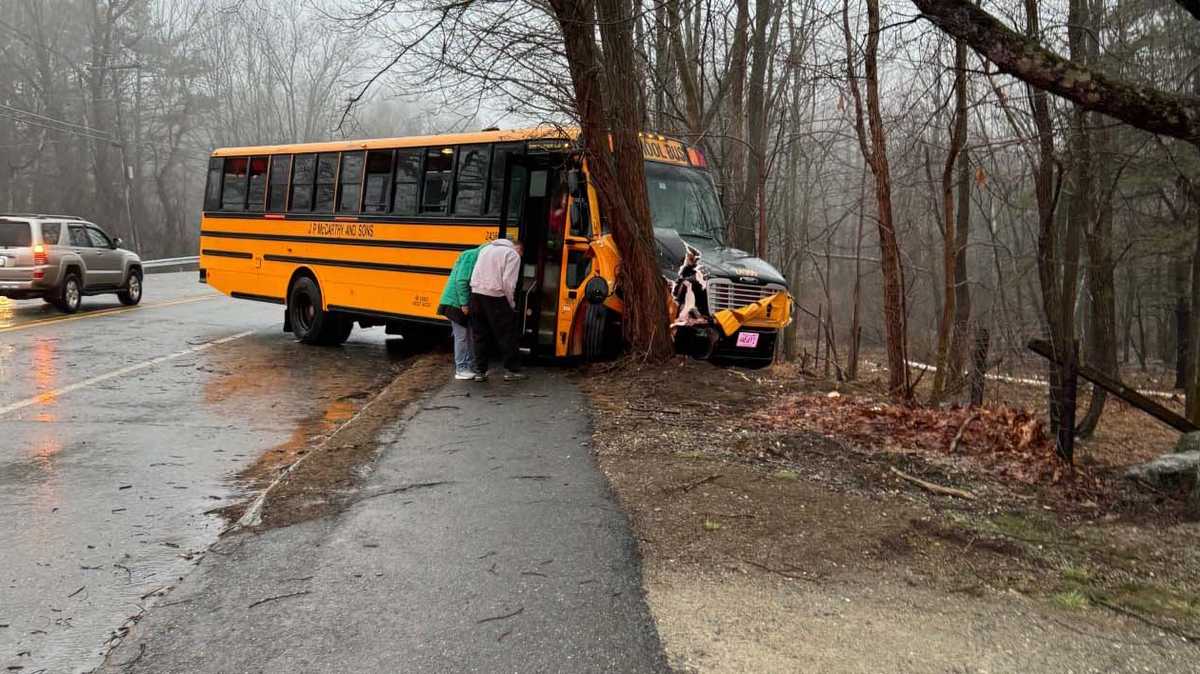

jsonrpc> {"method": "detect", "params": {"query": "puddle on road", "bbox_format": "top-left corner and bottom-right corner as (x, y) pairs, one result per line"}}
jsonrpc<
(0, 328), (419, 674)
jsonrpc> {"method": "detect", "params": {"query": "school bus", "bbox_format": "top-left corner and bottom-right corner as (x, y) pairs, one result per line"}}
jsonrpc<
(199, 127), (791, 366)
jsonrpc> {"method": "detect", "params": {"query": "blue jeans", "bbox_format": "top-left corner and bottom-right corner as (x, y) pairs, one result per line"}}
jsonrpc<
(451, 319), (474, 373)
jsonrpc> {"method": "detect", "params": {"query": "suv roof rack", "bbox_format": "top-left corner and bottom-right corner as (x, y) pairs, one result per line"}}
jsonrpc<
(0, 213), (84, 220)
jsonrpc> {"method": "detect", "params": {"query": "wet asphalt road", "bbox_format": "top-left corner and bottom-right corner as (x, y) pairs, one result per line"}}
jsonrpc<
(0, 273), (405, 673)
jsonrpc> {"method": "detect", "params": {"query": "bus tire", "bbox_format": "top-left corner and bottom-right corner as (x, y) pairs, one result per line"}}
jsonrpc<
(582, 303), (610, 362)
(323, 314), (354, 346)
(289, 275), (336, 345)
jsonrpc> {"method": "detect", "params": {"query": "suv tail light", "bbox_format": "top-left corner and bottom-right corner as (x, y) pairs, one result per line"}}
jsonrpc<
(33, 244), (47, 265)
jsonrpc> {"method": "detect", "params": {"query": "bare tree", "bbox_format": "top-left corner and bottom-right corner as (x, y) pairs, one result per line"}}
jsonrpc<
(844, 0), (911, 399)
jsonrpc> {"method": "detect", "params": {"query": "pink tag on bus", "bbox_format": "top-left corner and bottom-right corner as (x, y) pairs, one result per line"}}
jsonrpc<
(736, 332), (759, 348)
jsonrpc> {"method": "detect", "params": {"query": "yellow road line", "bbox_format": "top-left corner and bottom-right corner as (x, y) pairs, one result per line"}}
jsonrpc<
(0, 294), (217, 334)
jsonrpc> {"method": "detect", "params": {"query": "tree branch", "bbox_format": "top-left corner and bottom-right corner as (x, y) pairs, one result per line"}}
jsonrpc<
(910, 0), (1200, 146)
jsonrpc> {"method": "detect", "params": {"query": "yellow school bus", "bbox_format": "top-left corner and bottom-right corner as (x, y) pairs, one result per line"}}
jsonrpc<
(199, 127), (791, 365)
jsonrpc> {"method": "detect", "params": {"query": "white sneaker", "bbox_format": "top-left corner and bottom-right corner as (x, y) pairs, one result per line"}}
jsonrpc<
(454, 371), (475, 380)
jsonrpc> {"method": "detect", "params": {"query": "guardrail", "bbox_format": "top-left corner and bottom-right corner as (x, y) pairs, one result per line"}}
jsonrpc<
(142, 255), (200, 273)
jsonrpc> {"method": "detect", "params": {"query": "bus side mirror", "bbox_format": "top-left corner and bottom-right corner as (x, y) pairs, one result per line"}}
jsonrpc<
(570, 201), (589, 237)
(567, 169), (586, 199)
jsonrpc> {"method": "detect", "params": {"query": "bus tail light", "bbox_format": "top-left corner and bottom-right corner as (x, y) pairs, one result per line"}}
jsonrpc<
(33, 244), (47, 266)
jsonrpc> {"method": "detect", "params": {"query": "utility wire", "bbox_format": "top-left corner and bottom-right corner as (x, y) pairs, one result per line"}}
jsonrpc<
(0, 109), (119, 145)
(0, 103), (117, 140)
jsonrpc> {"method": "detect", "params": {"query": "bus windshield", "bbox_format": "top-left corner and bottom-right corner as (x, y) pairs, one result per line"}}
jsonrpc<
(644, 162), (724, 245)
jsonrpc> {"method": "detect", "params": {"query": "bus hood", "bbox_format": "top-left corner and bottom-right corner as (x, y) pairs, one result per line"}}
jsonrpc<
(654, 228), (787, 287)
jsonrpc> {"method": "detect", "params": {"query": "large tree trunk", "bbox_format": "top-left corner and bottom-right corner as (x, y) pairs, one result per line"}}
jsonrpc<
(844, 0), (911, 399)
(550, 0), (673, 362)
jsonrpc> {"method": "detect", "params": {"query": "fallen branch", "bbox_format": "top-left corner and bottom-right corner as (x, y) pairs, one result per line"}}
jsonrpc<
(140, 585), (169, 600)
(736, 557), (821, 582)
(354, 481), (452, 503)
(890, 466), (976, 500)
(476, 607), (524, 624)
(68, 585), (86, 598)
(1091, 597), (1200, 643)
(248, 590), (311, 609)
(666, 474), (722, 494)
(949, 412), (980, 454)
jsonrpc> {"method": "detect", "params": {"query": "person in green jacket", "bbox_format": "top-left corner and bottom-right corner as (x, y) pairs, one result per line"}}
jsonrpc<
(437, 245), (485, 380)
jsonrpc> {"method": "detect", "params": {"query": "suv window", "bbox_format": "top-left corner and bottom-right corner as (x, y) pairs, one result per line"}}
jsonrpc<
(41, 222), (62, 245)
(69, 225), (92, 248)
(87, 227), (113, 248)
(0, 219), (32, 247)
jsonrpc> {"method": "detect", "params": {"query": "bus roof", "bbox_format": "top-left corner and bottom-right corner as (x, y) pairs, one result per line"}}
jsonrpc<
(210, 127), (564, 157)
(209, 127), (707, 168)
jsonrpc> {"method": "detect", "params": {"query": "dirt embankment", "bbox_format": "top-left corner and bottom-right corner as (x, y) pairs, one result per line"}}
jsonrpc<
(579, 359), (1200, 673)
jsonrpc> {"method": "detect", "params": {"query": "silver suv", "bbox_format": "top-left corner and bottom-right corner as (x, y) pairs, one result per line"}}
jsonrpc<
(0, 215), (143, 313)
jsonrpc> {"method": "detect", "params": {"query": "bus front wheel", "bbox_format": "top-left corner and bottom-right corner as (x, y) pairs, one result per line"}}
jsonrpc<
(288, 276), (351, 346)
(582, 303), (618, 362)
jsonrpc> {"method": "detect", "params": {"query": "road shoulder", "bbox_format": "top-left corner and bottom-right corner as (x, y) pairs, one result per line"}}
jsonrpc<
(100, 368), (666, 673)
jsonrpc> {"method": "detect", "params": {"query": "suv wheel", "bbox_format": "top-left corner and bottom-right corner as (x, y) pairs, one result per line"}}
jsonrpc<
(119, 270), (142, 306)
(57, 273), (82, 314)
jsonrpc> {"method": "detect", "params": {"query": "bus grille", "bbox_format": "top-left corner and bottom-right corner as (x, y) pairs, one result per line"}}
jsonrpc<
(707, 279), (783, 312)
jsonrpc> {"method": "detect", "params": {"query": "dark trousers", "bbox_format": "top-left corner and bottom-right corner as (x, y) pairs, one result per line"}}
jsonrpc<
(469, 293), (521, 373)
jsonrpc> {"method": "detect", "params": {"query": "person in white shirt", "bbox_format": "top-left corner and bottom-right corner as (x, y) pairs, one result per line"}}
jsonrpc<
(468, 237), (525, 381)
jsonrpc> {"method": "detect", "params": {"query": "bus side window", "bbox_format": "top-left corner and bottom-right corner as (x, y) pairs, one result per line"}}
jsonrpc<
(290, 154), (317, 212)
(363, 150), (394, 213)
(221, 157), (249, 211)
(392, 149), (422, 216)
(422, 147), (454, 214)
(452, 145), (489, 216)
(337, 151), (365, 213)
(314, 153), (339, 213)
(267, 155), (291, 212)
(204, 157), (223, 211)
(246, 156), (269, 212)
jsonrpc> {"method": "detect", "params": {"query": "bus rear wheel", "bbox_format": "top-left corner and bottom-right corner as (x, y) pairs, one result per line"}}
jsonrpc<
(288, 276), (352, 346)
